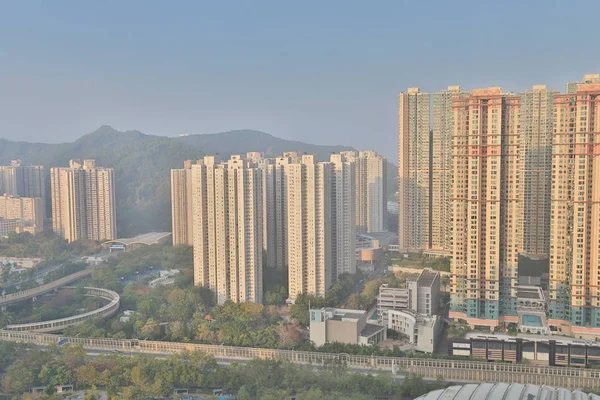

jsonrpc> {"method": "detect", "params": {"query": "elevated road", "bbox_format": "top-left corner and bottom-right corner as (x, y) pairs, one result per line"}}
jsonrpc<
(4, 287), (120, 333)
(0, 267), (96, 307)
(0, 331), (599, 390)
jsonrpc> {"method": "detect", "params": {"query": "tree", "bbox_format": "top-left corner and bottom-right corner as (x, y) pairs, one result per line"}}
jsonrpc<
(2, 361), (34, 394)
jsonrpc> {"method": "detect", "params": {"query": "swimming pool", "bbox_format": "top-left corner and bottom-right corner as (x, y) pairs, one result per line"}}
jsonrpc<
(522, 314), (542, 327)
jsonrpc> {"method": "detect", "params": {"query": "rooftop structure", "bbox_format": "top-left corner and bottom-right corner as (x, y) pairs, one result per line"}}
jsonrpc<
(309, 307), (385, 347)
(103, 232), (172, 251)
(416, 384), (600, 400)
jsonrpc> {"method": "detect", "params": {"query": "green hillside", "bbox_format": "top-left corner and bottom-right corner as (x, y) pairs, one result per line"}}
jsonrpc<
(0, 126), (396, 237)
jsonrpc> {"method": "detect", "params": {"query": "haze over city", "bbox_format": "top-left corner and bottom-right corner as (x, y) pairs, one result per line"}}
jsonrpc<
(1, 2), (600, 399)
(1, 1), (600, 159)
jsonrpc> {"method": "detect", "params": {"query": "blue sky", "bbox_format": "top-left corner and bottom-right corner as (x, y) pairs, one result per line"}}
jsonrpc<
(1, 0), (599, 159)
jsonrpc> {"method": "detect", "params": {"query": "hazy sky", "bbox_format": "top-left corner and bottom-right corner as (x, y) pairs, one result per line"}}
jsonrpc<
(1, 1), (599, 159)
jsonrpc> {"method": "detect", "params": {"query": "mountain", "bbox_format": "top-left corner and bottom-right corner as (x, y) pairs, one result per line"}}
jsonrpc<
(0, 126), (397, 237)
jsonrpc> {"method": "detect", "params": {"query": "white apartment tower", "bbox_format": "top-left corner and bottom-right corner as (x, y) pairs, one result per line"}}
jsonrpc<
(51, 159), (116, 242)
(258, 152), (300, 269)
(330, 153), (356, 277)
(191, 155), (263, 305)
(432, 86), (468, 255)
(343, 150), (387, 233)
(398, 88), (431, 251)
(286, 155), (333, 301)
(171, 160), (195, 246)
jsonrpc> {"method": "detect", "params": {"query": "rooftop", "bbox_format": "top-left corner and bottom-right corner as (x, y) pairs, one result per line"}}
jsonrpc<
(418, 269), (439, 287)
(416, 383), (600, 400)
(313, 308), (365, 321)
(360, 323), (385, 338)
(104, 232), (172, 246)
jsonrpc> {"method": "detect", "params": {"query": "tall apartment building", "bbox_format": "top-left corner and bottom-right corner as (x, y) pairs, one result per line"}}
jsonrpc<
(191, 155), (263, 305)
(432, 86), (469, 255)
(450, 88), (521, 324)
(171, 160), (195, 246)
(0, 160), (45, 216)
(343, 151), (387, 233)
(0, 195), (44, 234)
(566, 73), (599, 94)
(50, 159), (116, 242)
(398, 88), (431, 251)
(258, 153), (299, 269)
(519, 85), (559, 258)
(286, 155), (333, 301)
(330, 153), (356, 277)
(549, 83), (600, 331)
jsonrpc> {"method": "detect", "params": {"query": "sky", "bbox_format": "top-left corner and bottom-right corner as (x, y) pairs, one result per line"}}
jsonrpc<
(1, 0), (599, 160)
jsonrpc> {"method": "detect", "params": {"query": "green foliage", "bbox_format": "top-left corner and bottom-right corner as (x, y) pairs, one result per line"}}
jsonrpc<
(0, 231), (101, 261)
(0, 127), (398, 236)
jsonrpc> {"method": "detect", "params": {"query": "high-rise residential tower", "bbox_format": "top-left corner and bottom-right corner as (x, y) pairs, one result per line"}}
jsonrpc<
(191, 155), (263, 305)
(432, 86), (469, 256)
(259, 152), (301, 269)
(398, 88), (431, 251)
(518, 85), (559, 258)
(450, 88), (521, 325)
(566, 73), (599, 94)
(549, 84), (600, 332)
(171, 160), (195, 246)
(286, 155), (333, 301)
(0, 160), (45, 216)
(330, 153), (356, 277)
(343, 150), (388, 234)
(50, 159), (116, 242)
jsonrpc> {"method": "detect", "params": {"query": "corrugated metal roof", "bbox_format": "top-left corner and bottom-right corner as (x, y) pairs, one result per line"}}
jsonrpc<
(415, 384), (600, 400)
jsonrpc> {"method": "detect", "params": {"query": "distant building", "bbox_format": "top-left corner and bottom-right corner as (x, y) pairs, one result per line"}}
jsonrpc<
(171, 160), (196, 246)
(0, 160), (45, 217)
(342, 150), (387, 233)
(103, 232), (172, 252)
(0, 195), (44, 235)
(309, 307), (386, 347)
(51, 159), (116, 242)
(565, 72), (599, 94)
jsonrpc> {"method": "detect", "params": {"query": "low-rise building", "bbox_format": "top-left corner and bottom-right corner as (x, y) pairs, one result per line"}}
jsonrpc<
(309, 307), (386, 347)
(448, 332), (600, 367)
(377, 269), (442, 353)
(387, 309), (441, 353)
(378, 269), (440, 325)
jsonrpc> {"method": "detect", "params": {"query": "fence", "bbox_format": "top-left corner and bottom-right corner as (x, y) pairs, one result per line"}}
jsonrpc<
(0, 330), (598, 389)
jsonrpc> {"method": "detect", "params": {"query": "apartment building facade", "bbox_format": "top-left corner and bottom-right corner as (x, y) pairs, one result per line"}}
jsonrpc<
(431, 86), (469, 255)
(450, 87), (521, 324)
(398, 88), (431, 252)
(0, 195), (44, 234)
(170, 160), (195, 246)
(50, 159), (116, 242)
(549, 83), (600, 332)
(191, 155), (263, 305)
(285, 155), (333, 301)
(343, 150), (387, 234)
(330, 153), (356, 277)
